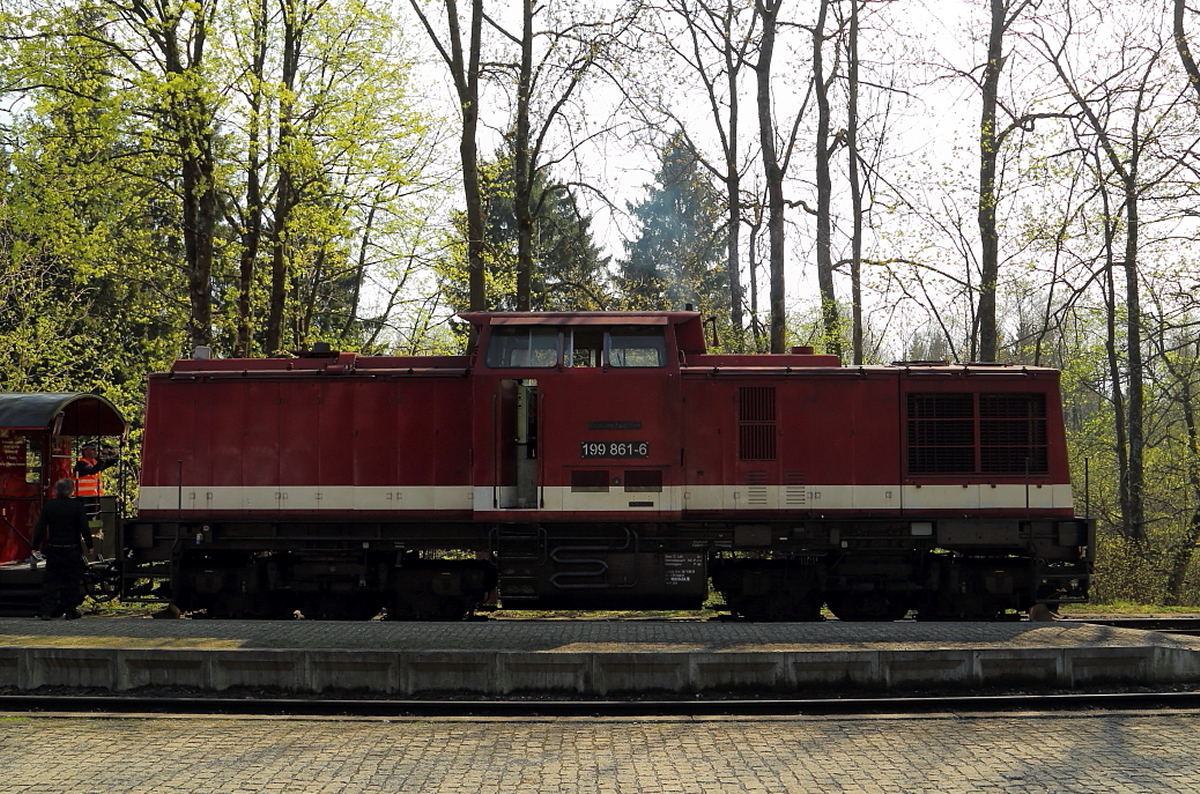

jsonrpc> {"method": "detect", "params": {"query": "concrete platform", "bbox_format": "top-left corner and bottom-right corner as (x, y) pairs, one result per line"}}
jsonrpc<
(1, 617), (1198, 696)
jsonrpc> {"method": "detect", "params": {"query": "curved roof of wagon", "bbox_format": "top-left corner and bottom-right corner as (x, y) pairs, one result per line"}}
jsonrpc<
(0, 393), (127, 436)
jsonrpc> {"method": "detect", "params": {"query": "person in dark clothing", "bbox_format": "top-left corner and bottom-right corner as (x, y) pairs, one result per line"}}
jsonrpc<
(31, 478), (94, 620)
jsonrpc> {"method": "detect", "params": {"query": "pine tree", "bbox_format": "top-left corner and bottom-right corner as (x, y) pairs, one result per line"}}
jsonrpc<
(618, 135), (728, 325)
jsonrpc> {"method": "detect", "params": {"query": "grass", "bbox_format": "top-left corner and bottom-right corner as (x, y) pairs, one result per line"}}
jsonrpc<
(82, 598), (163, 618)
(1058, 601), (1200, 616)
(492, 608), (721, 620)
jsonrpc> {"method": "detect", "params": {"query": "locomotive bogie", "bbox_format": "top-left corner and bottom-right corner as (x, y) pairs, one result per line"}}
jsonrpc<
(122, 311), (1092, 620)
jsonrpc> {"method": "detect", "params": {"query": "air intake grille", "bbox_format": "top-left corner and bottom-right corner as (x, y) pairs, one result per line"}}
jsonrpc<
(907, 392), (1048, 474)
(739, 387), (777, 460)
(739, 386), (776, 422)
(979, 394), (1047, 473)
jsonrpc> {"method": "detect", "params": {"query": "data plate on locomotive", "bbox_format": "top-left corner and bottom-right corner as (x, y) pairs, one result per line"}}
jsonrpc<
(580, 441), (649, 458)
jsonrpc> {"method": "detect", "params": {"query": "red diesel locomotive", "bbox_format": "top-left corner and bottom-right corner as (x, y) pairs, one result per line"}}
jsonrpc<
(121, 310), (1091, 620)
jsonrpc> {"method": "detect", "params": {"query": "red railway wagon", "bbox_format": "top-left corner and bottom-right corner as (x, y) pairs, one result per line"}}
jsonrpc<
(123, 311), (1091, 620)
(0, 393), (126, 616)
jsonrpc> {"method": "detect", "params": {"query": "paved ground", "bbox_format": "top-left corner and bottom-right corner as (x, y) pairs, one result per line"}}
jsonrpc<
(1, 711), (1198, 792)
(2, 616), (1196, 652)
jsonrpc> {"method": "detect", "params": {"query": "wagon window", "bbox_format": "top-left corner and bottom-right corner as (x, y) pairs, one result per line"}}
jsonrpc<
(485, 327), (559, 368)
(607, 327), (666, 368)
(25, 443), (41, 484)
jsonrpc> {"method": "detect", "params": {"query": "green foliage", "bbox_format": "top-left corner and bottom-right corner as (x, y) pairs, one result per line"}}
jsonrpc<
(0, 4), (186, 417)
(0, 0), (448, 398)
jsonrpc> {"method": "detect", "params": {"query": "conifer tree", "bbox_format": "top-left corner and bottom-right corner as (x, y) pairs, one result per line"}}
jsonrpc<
(619, 135), (728, 330)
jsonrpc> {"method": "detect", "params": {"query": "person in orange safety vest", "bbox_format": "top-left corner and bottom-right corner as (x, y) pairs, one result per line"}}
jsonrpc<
(73, 443), (118, 497)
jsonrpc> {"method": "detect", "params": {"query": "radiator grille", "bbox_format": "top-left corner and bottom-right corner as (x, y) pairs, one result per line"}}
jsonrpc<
(907, 392), (1048, 474)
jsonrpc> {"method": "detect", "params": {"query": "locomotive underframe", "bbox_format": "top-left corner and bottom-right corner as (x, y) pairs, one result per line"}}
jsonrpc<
(119, 515), (1092, 621)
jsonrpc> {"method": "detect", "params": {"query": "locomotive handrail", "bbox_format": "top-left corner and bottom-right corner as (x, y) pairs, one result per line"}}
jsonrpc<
(0, 513), (33, 555)
(681, 366), (884, 377)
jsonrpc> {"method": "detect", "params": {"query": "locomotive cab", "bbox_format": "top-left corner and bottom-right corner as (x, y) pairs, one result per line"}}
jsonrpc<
(465, 312), (703, 609)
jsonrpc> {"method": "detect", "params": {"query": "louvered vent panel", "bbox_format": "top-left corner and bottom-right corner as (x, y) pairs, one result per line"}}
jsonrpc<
(785, 471), (806, 505)
(739, 425), (776, 461)
(746, 471), (768, 505)
(738, 387), (777, 460)
(739, 387), (777, 422)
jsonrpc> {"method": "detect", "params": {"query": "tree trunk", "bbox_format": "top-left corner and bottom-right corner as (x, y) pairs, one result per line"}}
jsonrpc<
(266, 0), (303, 355)
(847, 0), (863, 365)
(155, 4), (217, 352)
(1174, 0), (1200, 104)
(813, 0), (839, 358)
(462, 0), (486, 312)
(976, 0), (1005, 363)
(722, 0), (744, 345)
(182, 150), (215, 351)
(755, 0), (786, 353)
(234, 0), (270, 357)
(411, 0), (486, 313)
(513, 0), (535, 311)
(1122, 175), (1145, 543)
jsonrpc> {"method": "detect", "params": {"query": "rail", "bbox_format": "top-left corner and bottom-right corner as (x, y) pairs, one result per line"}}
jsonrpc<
(2, 689), (1200, 718)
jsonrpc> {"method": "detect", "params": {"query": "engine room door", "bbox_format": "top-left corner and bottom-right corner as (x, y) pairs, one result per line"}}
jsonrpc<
(496, 379), (539, 509)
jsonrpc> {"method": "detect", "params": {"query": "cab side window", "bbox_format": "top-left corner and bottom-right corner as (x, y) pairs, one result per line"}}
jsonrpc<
(608, 327), (666, 368)
(485, 327), (559, 368)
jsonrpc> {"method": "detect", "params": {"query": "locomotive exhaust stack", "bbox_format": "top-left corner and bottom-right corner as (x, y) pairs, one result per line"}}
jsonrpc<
(117, 310), (1091, 621)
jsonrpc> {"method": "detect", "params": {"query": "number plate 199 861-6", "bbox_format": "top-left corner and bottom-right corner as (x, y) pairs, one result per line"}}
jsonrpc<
(580, 441), (649, 458)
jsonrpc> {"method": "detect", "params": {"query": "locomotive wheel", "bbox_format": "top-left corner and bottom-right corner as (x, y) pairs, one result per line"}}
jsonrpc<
(825, 591), (910, 621)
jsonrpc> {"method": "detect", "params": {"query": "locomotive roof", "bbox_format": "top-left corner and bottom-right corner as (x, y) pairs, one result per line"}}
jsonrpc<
(459, 310), (701, 324)
(460, 310), (709, 354)
(0, 393), (127, 435)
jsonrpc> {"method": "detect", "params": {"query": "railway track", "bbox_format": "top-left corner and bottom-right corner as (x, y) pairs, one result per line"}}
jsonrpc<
(3, 689), (1200, 718)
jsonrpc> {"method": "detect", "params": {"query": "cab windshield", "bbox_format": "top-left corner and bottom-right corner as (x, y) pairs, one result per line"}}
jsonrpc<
(485, 325), (667, 369)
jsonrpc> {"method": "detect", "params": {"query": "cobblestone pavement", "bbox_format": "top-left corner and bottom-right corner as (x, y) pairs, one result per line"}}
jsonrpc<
(2, 712), (1198, 793)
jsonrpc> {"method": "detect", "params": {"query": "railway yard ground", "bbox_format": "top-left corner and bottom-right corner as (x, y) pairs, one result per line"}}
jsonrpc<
(3, 613), (1200, 793)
